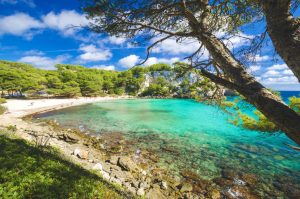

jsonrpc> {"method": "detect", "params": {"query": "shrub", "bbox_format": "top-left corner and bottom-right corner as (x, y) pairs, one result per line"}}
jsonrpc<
(6, 125), (17, 133)
(0, 98), (6, 104)
(0, 105), (6, 115)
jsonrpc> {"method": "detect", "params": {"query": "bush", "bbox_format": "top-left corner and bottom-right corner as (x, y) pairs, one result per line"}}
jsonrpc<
(0, 105), (6, 115)
(6, 125), (17, 132)
(141, 84), (170, 97)
(0, 98), (6, 104)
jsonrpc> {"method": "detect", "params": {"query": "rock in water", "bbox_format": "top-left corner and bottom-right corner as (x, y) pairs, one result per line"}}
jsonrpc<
(118, 156), (138, 171)
(180, 182), (193, 192)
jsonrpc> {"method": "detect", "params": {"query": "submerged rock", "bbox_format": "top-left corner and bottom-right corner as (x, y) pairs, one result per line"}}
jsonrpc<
(241, 173), (258, 186)
(179, 182), (193, 192)
(180, 169), (200, 181)
(208, 189), (221, 199)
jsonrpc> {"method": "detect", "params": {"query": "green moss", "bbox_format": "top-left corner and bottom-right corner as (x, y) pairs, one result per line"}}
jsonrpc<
(0, 133), (128, 199)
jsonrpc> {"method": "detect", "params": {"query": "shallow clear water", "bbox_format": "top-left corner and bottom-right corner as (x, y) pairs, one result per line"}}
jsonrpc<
(35, 96), (300, 197)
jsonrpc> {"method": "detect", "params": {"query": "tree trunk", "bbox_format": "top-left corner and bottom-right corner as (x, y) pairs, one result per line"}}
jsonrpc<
(261, 0), (300, 82)
(198, 32), (300, 146)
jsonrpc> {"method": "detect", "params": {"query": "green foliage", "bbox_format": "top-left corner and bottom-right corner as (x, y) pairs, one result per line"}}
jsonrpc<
(141, 76), (171, 97)
(289, 96), (300, 114)
(221, 96), (285, 133)
(148, 63), (172, 72)
(0, 98), (6, 104)
(6, 125), (17, 132)
(0, 105), (6, 115)
(0, 134), (124, 199)
(0, 60), (217, 99)
(238, 110), (279, 132)
(141, 84), (170, 97)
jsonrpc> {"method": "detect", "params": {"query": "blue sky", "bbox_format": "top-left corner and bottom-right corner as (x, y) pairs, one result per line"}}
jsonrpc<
(0, 0), (300, 91)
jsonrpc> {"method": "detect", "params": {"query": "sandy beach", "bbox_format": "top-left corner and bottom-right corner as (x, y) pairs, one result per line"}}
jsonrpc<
(2, 96), (131, 118)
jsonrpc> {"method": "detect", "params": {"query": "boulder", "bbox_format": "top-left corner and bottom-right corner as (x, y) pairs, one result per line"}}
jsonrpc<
(58, 133), (79, 144)
(108, 156), (119, 165)
(93, 163), (103, 171)
(73, 148), (89, 159)
(161, 181), (168, 190)
(100, 170), (110, 180)
(118, 156), (138, 171)
(146, 188), (166, 199)
(180, 182), (193, 192)
(208, 189), (221, 199)
(73, 148), (80, 156)
(139, 181), (150, 189)
(137, 188), (145, 196)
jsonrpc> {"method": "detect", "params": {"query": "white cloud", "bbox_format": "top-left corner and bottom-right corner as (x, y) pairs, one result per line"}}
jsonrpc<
(218, 31), (254, 49)
(282, 69), (294, 75)
(262, 76), (298, 84)
(248, 55), (270, 62)
(267, 64), (288, 71)
(90, 65), (115, 70)
(106, 36), (127, 45)
(247, 65), (261, 73)
(150, 31), (253, 57)
(42, 10), (89, 36)
(0, 0), (35, 7)
(118, 54), (140, 68)
(151, 37), (202, 55)
(262, 70), (281, 77)
(144, 57), (180, 66)
(0, 13), (44, 38)
(23, 50), (44, 56)
(78, 44), (112, 62)
(18, 55), (69, 70)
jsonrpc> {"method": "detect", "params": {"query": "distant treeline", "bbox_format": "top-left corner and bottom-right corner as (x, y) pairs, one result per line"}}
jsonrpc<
(0, 60), (216, 99)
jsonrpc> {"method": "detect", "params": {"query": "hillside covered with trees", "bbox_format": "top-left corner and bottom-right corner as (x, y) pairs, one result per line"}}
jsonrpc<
(0, 60), (218, 100)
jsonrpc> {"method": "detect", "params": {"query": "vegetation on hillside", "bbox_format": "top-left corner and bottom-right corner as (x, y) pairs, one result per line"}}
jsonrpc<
(0, 60), (216, 99)
(0, 132), (127, 199)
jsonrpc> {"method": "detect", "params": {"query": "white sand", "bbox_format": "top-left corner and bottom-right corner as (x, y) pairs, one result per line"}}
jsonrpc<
(2, 96), (130, 117)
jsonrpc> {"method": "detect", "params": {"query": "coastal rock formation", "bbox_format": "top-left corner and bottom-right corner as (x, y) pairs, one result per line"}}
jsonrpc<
(73, 148), (89, 159)
(118, 156), (139, 172)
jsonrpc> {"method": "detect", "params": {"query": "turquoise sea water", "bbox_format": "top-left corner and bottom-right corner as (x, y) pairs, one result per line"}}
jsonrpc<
(35, 92), (300, 197)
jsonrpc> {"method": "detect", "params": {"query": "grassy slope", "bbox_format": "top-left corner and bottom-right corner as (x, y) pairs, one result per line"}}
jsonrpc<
(0, 133), (127, 199)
